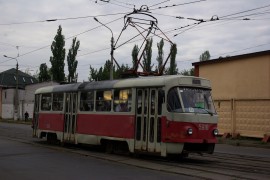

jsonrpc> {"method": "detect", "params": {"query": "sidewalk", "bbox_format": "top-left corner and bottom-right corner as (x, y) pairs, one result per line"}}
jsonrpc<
(218, 136), (270, 149)
(0, 118), (32, 125)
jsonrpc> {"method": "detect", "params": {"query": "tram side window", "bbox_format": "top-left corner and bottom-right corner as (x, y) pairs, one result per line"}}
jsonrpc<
(113, 89), (132, 112)
(41, 93), (52, 111)
(80, 91), (94, 111)
(167, 88), (182, 112)
(158, 89), (164, 115)
(137, 90), (142, 114)
(96, 90), (112, 111)
(52, 93), (64, 111)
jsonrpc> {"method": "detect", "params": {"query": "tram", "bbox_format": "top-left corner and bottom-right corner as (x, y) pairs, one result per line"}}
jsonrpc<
(32, 75), (218, 157)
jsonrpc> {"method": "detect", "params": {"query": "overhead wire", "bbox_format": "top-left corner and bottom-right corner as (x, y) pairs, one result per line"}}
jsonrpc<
(0, 41), (17, 48)
(219, 4), (270, 19)
(77, 42), (270, 72)
(0, 1), (212, 59)
(0, 12), (128, 26)
(73, 3), (270, 57)
(220, 10), (270, 20)
(76, 10), (269, 59)
(18, 16), (123, 58)
(149, 0), (171, 8)
(112, 0), (135, 7)
(176, 42), (270, 64)
(71, 2), (270, 76)
(98, 0), (133, 9)
(2, 1), (270, 75)
(149, 0), (206, 10)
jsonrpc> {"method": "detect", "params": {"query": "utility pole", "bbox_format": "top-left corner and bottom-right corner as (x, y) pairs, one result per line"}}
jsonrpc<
(94, 17), (114, 80)
(3, 55), (19, 121)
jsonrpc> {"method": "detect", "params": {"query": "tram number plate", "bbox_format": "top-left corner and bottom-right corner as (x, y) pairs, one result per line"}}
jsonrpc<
(198, 124), (209, 131)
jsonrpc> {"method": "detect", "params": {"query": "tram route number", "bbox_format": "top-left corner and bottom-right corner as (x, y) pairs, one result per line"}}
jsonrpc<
(198, 123), (209, 131)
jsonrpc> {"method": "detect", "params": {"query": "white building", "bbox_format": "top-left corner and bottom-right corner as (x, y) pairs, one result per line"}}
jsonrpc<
(0, 68), (58, 120)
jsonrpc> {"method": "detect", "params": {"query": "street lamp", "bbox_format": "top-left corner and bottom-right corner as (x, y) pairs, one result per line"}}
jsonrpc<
(3, 55), (19, 121)
(94, 17), (114, 80)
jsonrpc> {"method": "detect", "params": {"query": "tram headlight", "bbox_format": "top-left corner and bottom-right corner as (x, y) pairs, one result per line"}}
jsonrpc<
(187, 128), (193, 135)
(213, 129), (219, 136)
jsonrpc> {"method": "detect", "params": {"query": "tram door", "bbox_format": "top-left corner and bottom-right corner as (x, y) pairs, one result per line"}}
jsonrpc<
(63, 93), (77, 142)
(135, 88), (162, 153)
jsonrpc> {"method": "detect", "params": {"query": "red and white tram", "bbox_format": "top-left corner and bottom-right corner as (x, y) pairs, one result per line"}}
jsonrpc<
(33, 75), (218, 157)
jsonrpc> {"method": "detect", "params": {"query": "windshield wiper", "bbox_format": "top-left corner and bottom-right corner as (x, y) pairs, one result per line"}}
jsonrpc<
(193, 107), (213, 116)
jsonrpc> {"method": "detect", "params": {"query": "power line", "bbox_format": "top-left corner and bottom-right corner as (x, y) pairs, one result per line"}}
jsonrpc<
(4, 1), (266, 58)
(76, 42), (270, 72)
(219, 4), (270, 19)
(77, 47), (110, 57)
(112, 0), (135, 7)
(72, 5), (269, 58)
(149, 0), (206, 10)
(220, 10), (270, 20)
(0, 41), (17, 48)
(3, 2), (269, 74)
(0, 59), (16, 64)
(98, 0), (133, 9)
(149, 0), (171, 8)
(18, 17), (123, 58)
(0, 12), (127, 26)
(211, 43), (270, 59)
(176, 42), (270, 64)
(150, 12), (185, 19)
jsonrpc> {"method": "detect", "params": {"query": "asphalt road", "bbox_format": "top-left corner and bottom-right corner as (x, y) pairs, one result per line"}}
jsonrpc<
(1, 122), (270, 180)
(0, 122), (198, 180)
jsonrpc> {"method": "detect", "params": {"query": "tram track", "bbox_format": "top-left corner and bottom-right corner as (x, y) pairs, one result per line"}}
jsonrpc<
(3, 135), (270, 180)
(1, 123), (270, 180)
(193, 153), (270, 175)
(136, 153), (270, 180)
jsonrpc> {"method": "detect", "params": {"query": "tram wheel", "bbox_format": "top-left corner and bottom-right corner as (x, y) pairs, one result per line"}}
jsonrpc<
(105, 141), (114, 154)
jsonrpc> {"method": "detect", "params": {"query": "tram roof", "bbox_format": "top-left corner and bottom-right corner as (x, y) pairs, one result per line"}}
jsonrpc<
(35, 82), (83, 94)
(35, 75), (211, 94)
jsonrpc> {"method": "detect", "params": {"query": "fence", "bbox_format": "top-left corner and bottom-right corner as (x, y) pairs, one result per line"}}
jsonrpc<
(215, 99), (270, 138)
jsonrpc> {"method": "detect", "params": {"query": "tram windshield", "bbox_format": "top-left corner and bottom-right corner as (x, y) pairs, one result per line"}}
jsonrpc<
(167, 87), (216, 115)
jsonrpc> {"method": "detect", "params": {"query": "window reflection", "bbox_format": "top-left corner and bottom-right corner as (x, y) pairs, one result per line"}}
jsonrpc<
(80, 91), (94, 111)
(52, 93), (64, 111)
(167, 87), (216, 114)
(114, 89), (132, 112)
(41, 93), (51, 111)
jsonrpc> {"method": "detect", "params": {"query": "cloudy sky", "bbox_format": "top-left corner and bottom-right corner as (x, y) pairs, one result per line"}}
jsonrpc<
(1, 0), (270, 81)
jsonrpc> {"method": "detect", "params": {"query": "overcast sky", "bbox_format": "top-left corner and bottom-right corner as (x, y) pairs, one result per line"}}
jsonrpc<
(1, 0), (270, 81)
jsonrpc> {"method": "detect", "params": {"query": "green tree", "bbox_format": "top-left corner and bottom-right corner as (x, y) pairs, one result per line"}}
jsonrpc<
(142, 38), (153, 72)
(131, 44), (139, 69)
(156, 39), (164, 73)
(67, 37), (80, 83)
(50, 25), (66, 82)
(32, 69), (39, 80)
(114, 64), (130, 79)
(38, 63), (51, 82)
(89, 61), (130, 81)
(168, 43), (178, 75)
(89, 65), (98, 81)
(101, 60), (111, 80)
(179, 68), (194, 76)
(199, 50), (211, 61)
(89, 60), (111, 81)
